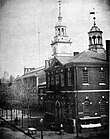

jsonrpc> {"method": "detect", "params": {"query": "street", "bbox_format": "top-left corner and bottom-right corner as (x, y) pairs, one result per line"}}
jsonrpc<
(0, 127), (31, 139)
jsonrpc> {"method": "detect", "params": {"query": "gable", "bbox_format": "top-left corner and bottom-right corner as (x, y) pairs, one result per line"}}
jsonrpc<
(49, 58), (63, 69)
(45, 57), (64, 71)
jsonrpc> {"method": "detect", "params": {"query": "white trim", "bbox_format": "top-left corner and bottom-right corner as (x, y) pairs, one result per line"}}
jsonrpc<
(99, 83), (106, 86)
(101, 115), (107, 117)
(81, 123), (101, 128)
(80, 116), (101, 120)
(61, 91), (74, 93)
(46, 91), (54, 93)
(74, 90), (109, 93)
(53, 90), (109, 93)
(82, 83), (90, 86)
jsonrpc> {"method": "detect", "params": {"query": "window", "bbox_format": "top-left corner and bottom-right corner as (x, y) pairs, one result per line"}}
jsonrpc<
(83, 99), (90, 116)
(61, 69), (64, 86)
(51, 72), (54, 86)
(33, 76), (36, 87)
(55, 71), (59, 86)
(47, 73), (50, 88)
(82, 68), (89, 85)
(62, 28), (64, 36)
(92, 36), (96, 44)
(67, 68), (72, 86)
(58, 28), (60, 35)
(100, 97), (108, 116)
(99, 68), (106, 85)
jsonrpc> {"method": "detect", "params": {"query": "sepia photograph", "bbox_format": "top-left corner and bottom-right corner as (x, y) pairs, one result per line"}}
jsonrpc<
(0, 0), (110, 139)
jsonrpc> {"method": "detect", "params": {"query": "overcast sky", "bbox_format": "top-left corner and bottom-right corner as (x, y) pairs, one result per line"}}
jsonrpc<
(0, 0), (110, 78)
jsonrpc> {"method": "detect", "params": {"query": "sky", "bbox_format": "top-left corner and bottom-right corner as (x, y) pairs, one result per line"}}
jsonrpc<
(0, 0), (110, 78)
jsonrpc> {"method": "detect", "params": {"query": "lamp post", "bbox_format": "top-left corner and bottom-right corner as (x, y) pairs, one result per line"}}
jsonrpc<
(40, 118), (43, 139)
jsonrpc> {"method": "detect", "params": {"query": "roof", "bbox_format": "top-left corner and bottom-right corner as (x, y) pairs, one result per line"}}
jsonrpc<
(89, 25), (102, 33)
(69, 50), (107, 64)
(57, 50), (107, 65)
(45, 50), (107, 71)
(90, 25), (100, 31)
(38, 81), (46, 86)
(56, 56), (74, 65)
(19, 66), (45, 79)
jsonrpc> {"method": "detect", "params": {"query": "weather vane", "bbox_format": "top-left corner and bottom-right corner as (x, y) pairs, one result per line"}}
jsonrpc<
(58, 0), (62, 22)
(90, 8), (97, 26)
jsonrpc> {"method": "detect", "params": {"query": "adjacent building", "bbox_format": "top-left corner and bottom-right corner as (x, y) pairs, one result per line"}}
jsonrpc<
(16, 66), (46, 106)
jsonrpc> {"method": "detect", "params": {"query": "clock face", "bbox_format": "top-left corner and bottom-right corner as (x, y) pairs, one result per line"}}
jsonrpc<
(61, 46), (67, 53)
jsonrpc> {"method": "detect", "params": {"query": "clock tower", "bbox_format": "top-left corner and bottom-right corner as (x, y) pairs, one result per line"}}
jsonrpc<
(51, 0), (72, 57)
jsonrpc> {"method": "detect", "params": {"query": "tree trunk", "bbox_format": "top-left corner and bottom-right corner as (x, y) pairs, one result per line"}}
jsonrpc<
(2, 108), (3, 117)
(21, 109), (23, 128)
(6, 109), (8, 119)
(16, 109), (17, 118)
(11, 108), (12, 121)
(30, 109), (31, 118)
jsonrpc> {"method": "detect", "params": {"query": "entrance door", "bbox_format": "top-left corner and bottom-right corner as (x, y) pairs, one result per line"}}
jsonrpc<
(55, 101), (61, 122)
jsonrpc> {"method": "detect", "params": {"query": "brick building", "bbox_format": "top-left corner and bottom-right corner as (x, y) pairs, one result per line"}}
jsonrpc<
(44, 1), (109, 134)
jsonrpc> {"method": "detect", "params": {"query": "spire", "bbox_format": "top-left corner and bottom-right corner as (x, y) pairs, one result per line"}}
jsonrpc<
(58, 0), (62, 22)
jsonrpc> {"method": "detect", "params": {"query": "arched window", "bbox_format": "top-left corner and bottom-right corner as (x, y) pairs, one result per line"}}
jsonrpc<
(55, 71), (59, 86)
(100, 97), (108, 116)
(51, 72), (54, 86)
(67, 68), (72, 86)
(55, 29), (57, 36)
(83, 98), (90, 116)
(62, 28), (64, 36)
(61, 69), (64, 86)
(58, 28), (60, 36)
(92, 36), (96, 44)
(97, 36), (101, 44)
(89, 37), (92, 45)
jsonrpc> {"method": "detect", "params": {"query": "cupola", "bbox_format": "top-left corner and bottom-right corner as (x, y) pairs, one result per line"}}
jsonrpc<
(88, 16), (104, 53)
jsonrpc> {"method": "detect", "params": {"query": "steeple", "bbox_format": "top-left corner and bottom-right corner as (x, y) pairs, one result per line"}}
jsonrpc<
(58, 0), (62, 22)
(88, 10), (104, 53)
(51, 0), (72, 57)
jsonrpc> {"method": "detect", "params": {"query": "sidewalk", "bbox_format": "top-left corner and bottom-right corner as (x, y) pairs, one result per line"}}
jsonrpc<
(1, 116), (78, 139)
(1, 115), (108, 139)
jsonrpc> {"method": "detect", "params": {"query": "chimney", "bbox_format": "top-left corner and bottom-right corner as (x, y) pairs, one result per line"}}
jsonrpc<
(106, 40), (110, 90)
(73, 52), (79, 56)
(24, 67), (26, 75)
(106, 40), (110, 62)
